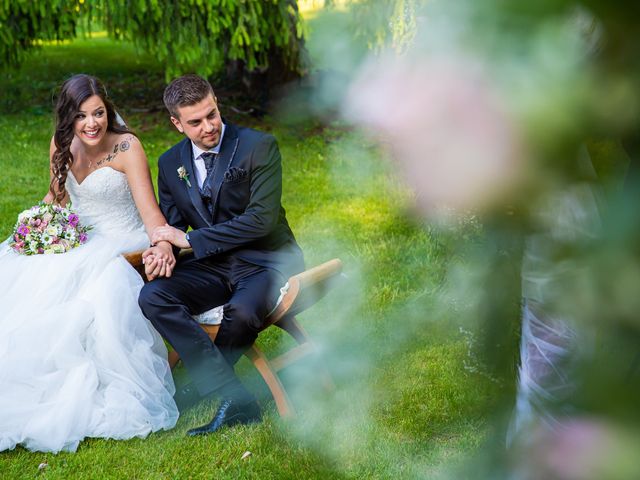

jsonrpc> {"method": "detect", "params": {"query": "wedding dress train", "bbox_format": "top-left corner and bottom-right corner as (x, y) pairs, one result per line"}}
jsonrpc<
(0, 167), (178, 453)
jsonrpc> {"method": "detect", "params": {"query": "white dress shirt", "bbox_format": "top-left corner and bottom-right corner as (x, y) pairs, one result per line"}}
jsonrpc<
(190, 123), (226, 189)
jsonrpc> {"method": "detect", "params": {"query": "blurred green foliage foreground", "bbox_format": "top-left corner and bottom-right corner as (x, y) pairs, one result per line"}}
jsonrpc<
(3, 1), (640, 478)
(0, 35), (496, 479)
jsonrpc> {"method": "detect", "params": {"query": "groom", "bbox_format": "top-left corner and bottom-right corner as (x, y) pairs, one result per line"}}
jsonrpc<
(138, 74), (304, 435)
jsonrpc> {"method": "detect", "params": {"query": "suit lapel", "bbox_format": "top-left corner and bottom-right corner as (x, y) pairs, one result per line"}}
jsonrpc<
(178, 139), (212, 226)
(209, 123), (239, 218)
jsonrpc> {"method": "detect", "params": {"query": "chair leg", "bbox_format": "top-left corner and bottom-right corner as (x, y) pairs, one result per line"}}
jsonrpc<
(274, 316), (335, 392)
(275, 315), (311, 344)
(168, 350), (180, 369)
(244, 344), (296, 418)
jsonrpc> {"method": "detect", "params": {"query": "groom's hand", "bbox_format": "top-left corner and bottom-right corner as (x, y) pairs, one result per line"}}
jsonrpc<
(151, 224), (190, 249)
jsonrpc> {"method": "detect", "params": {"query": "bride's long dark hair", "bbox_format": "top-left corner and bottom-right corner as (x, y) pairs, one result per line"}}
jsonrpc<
(50, 74), (132, 203)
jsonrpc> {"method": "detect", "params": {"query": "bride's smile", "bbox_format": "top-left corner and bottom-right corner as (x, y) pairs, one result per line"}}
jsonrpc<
(74, 94), (108, 145)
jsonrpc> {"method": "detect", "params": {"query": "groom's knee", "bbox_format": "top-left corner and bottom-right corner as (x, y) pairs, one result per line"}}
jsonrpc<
(138, 281), (164, 316)
(221, 302), (262, 340)
(226, 303), (261, 329)
(216, 303), (261, 364)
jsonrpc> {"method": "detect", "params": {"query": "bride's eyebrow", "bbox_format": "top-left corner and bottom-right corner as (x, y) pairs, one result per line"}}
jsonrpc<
(76, 107), (104, 114)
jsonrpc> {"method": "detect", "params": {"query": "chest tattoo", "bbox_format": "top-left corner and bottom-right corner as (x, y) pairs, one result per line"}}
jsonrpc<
(96, 135), (134, 167)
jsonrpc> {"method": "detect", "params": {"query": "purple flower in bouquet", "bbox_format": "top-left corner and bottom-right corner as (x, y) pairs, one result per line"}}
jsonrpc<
(9, 202), (93, 256)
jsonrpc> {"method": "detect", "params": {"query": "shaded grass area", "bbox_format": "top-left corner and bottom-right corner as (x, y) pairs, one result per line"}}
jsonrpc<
(0, 37), (499, 479)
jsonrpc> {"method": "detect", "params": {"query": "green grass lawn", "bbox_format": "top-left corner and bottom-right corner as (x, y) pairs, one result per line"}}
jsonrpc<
(0, 35), (500, 479)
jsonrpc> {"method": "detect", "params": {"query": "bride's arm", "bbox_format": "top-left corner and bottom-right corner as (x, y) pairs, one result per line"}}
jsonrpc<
(43, 136), (68, 205)
(120, 136), (175, 276)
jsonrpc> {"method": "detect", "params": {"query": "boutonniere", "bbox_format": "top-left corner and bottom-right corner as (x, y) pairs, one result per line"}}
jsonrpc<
(177, 165), (191, 187)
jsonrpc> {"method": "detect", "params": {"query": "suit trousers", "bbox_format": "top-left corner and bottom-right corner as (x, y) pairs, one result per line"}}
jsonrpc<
(138, 254), (285, 402)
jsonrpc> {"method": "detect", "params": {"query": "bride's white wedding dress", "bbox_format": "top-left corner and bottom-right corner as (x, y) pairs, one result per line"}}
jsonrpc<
(0, 167), (178, 453)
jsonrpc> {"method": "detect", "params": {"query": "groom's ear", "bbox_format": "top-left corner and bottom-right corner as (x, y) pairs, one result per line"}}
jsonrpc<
(170, 116), (184, 134)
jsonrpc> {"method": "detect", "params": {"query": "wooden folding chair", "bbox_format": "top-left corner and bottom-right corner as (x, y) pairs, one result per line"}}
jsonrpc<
(123, 250), (342, 418)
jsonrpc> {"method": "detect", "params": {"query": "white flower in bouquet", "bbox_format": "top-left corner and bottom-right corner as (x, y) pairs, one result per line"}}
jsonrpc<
(45, 225), (60, 237)
(64, 229), (77, 242)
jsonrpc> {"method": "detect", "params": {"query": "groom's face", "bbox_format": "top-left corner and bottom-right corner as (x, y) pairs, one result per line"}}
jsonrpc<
(170, 94), (222, 151)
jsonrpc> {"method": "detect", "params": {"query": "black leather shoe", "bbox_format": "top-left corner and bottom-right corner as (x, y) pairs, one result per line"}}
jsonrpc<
(186, 399), (262, 436)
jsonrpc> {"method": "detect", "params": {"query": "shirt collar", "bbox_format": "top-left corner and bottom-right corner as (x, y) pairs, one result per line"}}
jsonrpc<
(191, 122), (226, 161)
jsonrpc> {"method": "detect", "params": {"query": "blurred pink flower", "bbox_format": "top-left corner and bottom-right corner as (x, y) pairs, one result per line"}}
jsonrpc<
(513, 417), (638, 480)
(345, 54), (525, 213)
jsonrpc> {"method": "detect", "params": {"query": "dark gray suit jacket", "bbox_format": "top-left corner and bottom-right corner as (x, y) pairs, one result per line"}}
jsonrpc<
(157, 122), (304, 278)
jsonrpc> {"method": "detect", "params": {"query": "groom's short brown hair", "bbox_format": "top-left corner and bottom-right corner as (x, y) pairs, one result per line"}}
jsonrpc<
(163, 74), (215, 119)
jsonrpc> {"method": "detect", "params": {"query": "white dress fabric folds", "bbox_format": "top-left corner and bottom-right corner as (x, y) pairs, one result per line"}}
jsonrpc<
(509, 151), (603, 445)
(0, 167), (178, 453)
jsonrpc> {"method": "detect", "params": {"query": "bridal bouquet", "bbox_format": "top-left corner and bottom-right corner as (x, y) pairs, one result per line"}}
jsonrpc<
(9, 203), (92, 255)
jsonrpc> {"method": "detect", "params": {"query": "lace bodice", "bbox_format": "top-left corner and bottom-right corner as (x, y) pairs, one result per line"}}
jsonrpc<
(67, 167), (146, 236)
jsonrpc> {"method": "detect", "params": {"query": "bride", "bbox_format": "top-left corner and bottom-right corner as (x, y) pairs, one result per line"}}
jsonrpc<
(0, 74), (179, 453)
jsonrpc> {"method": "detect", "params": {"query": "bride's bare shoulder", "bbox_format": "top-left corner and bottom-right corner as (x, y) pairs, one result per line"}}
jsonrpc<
(112, 132), (142, 154)
(110, 133), (149, 174)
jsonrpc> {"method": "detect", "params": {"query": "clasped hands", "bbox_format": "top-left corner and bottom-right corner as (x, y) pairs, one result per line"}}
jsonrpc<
(142, 224), (190, 281)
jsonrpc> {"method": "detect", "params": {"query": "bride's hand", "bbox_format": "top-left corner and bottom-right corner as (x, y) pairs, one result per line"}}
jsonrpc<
(143, 254), (164, 281)
(154, 241), (176, 273)
(142, 243), (176, 280)
(151, 224), (190, 249)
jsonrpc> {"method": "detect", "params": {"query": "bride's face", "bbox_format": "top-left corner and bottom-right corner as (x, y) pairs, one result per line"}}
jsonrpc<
(74, 95), (108, 146)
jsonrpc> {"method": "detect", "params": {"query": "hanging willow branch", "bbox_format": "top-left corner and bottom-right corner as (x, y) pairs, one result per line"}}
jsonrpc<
(0, 0), (307, 81)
